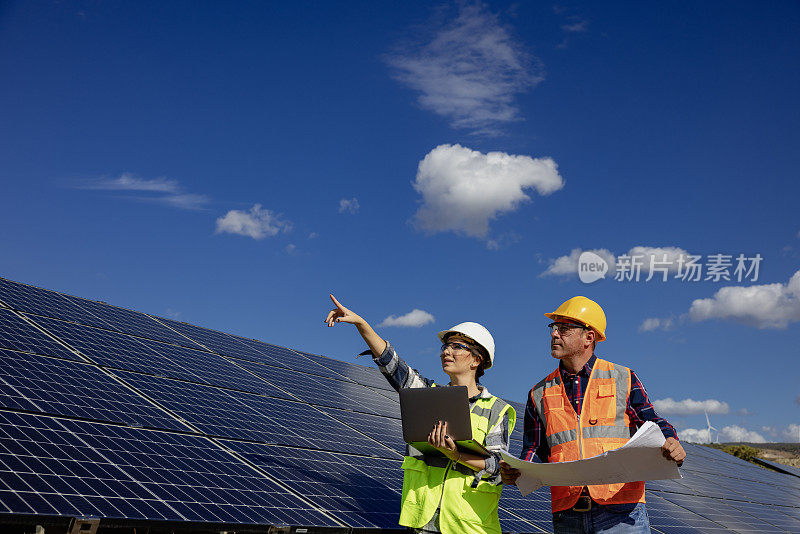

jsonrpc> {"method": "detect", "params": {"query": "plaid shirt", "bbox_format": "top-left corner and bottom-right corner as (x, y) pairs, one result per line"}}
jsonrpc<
(521, 354), (677, 462)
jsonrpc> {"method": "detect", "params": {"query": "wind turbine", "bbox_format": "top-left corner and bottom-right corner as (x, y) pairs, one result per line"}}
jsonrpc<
(705, 410), (719, 444)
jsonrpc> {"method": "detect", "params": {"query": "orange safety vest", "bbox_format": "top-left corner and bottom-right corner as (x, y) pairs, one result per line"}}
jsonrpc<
(529, 357), (646, 513)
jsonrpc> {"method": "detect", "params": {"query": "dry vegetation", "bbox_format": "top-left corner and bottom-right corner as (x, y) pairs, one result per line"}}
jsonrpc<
(705, 443), (800, 468)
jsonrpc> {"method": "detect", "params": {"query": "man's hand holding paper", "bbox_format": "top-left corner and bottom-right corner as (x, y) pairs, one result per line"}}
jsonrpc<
(499, 422), (683, 496)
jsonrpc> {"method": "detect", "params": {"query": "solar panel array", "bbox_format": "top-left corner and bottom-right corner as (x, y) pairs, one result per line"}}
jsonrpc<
(0, 276), (799, 533)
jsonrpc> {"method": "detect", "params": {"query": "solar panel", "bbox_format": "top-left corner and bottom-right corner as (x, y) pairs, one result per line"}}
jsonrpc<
(155, 317), (287, 365)
(753, 457), (800, 478)
(319, 406), (406, 457)
(0, 349), (191, 431)
(224, 441), (403, 529)
(110, 370), (398, 458)
(23, 314), (185, 373)
(0, 410), (337, 526)
(61, 295), (205, 349)
(0, 278), (110, 329)
(235, 359), (401, 418)
(128, 338), (280, 394)
(1, 276), (799, 533)
(298, 349), (397, 392)
(644, 492), (735, 533)
(498, 486), (553, 526)
(234, 338), (345, 379)
(0, 309), (79, 360)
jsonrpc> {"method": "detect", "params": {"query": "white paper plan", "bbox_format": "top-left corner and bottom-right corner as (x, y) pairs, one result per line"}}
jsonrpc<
(500, 421), (683, 496)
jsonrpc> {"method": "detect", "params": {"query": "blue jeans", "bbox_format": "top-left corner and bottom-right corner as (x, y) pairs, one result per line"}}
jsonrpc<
(553, 502), (650, 533)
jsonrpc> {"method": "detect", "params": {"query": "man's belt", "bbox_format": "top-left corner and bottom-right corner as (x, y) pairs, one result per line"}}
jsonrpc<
(571, 488), (592, 512)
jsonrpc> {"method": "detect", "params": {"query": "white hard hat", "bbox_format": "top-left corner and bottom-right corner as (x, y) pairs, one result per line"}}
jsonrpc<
(437, 322), (495, 369)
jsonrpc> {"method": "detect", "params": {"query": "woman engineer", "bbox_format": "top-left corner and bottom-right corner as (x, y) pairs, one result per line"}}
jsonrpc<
(325, 294), (516, 534)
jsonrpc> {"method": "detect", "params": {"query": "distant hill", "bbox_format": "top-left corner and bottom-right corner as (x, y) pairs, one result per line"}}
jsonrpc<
(705, 442), (800, 468)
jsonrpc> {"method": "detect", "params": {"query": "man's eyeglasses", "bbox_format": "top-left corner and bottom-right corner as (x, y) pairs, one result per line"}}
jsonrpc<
(548, 322), (587, 335)
(441, 341), (472, 353)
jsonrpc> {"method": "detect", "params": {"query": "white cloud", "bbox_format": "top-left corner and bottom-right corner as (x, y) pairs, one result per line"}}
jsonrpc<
(75, 173), (209, 210)
(782, 424), (800, 443)
(378, 309), (435, 328)
(215, 204), (292, 240)
(285, 244), (297, 254)
(411, 144), (563, 239)
(541, 245), (692, 279)
(679, 425), (767, 443)
(308, 232), (319, 239)
(639, 317), (675, 332)
(562, 21), (588, 33)
(338, 197), (360, 214)
(678, 428), (713, 443)
(689, 270), (800, 329)
(626, 246), (692, 275)
(165, 308), (181, 319)
(79, 174), (179, 192)
(386, 2), (542, 135)
(796, 394), (800, 407)
(719, 425), (767, 443)
(653, 398), (729, 416)
(486, 232), (521, 251)
(540, 248), (615, 277)
(154, 193), (210, 210)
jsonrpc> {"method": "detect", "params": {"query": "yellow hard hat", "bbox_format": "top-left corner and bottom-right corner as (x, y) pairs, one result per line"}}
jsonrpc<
(544, 296), (607, 342)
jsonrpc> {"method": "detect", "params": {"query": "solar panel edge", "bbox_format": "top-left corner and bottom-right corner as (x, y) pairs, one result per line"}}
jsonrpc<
(0, 277), (212, 351)
(0, 277), (122, 332)
(3, 277), (431, 400)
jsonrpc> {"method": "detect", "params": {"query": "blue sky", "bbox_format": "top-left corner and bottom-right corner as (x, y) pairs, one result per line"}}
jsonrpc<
(1, 1), (799, 444)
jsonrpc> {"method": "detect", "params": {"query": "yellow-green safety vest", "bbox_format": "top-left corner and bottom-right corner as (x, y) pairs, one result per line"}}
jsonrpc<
(399, 393), (516, 534)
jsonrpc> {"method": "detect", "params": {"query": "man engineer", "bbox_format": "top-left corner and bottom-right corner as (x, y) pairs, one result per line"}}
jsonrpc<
(499, 296), (685, 533)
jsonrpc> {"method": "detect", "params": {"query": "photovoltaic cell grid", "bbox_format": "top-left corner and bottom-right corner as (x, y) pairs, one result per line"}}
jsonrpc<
(60, 294), (205, 349)
(0, 411), (335, 526)
(224, 441), (404, 529)
(235, 359), (401, 418)
(109, 370), (398, 458)
(298, 350), (397, 392)
(0, 278), (111, 330)
(0, 278), (203, 350)
(754, 457), (800, 478)
(0, 308), (79, 361)
(0, 276), (799, 532)
(0, 349), (190, 432)
(319, 407), (406, 457)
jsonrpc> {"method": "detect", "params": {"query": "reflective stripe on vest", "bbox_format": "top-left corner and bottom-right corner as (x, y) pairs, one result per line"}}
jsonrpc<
(399, 394), (516, 534)
(530, 358), (645, 513)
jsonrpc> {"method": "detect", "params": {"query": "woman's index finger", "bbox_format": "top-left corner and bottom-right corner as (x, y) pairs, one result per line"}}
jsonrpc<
(329, 294), (345, 310)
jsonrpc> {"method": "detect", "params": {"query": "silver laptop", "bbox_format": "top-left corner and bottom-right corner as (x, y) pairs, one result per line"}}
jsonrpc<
(399, 386), (491, 457)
